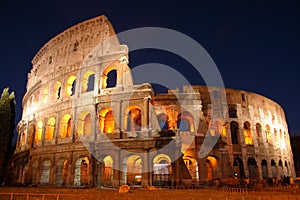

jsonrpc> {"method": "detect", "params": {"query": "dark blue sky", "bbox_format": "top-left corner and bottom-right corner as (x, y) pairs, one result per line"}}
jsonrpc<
(0, 1), (300, 138)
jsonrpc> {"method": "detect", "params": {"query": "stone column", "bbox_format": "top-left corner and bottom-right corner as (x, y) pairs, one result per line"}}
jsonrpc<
(141, 151), (150, 187)
(68, 151), (73, 186)
(141, 97), (150, 138)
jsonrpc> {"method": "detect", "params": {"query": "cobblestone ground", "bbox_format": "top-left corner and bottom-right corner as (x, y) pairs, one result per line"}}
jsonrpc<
(0, 187), (299, 200)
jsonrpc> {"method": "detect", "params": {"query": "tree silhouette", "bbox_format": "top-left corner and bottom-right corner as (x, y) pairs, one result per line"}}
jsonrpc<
(0, 87), (16, 184)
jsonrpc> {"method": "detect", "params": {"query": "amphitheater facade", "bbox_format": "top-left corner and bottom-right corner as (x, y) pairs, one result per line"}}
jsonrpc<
(12, 15), (295, 187)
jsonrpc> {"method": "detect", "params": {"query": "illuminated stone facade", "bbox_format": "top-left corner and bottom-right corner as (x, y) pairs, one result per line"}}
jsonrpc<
(12, 15), (295, 187)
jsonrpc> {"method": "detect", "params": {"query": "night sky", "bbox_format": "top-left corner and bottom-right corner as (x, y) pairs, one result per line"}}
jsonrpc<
(1, 1), (300, 142)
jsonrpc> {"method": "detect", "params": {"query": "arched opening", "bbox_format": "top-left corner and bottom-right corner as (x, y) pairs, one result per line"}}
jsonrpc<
(101, 66), (118, 89)
(56, 159), (69, 186)
(256, 123), (262, 138)
(271, 159), (277, 178)
(228, 107), (237, 118)
(278, 160), (283, 177)
(205, 156), (218, 182)
(59, 114), (71, 138)
(261, 160), (268, 179)
(42, 86), (49, 103)
(123, 155), (142, 186)
(99, 108), (117, 133)
(244, 122), (253, 145)
(106, 69), (117, 88)
(54, 81), (61, 99)
(177, 112), (194, 132)
(35, 121), (43, 142)
(40, 159), (51, 184)
(183, 156), (199, 181)
(66, 76), (76, 96)
(284, 161), (289, 176)
(247, 158), (257, 178)
(45, 117), (55, 140)
(81, 71), (95, 93)
(266, 125), (272, 143)
(153, 154), (172, 186)
(213, 119), (226, 136)
(230, 121), (239, 144)
(233, 157), (245, 178)
(125, 107), (141, 131)
(31, 160), (38, 185)
(101, 156), (113, 186)
(74, 157), (89, 186)
(77, 112), (92, 136)
(157, 113), (169, 131)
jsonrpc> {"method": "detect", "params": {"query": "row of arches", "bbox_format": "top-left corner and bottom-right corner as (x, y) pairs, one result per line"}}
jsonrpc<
(229, 121), (288, 147)
(24, 68), (118, 114)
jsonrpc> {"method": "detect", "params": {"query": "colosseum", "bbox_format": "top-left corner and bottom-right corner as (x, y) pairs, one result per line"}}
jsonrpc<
(12, 15), (295, 188)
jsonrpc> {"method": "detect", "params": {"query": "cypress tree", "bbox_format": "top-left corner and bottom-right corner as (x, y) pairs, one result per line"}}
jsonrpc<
(0, 87), (16, 184)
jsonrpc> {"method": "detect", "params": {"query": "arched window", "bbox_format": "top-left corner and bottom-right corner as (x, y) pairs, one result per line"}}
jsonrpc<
(205, 156), (218, 181)
(101, 67), (117, 89)
(81, 71), (95, 93)
(41, 159), (51, 184)
(126, 107), (141, 131)
(45, 117), (55, 140)
(271, 159), (277, 177)
(244, 122), (253, 145)
(77, 112), (92, 136)
(266, 125), (271, 143)
(247, 158), (257, 178)
(233, 157), (244, 178)
(177, 111), (194, 132)
(74, 157), (89, 186)
(157, 113), (169, 131)
(59, 114), (72, 138)
(35, 121), (43, 142)
(56, 159), (69, 186)
(102, 156), (113, 184)
(230, 121), (239, 144)
(54, 81), (61, 99)
(66, 76), (76, 96)
(153, 154), (172, 186)
(103, 110), (115, 133)
(42, 86), (49, 103)
(213, 119), (226, 136)
(256, 123), (262, 137)
(183, 156), (199, 181)
(228, 107), (237, 118)
(261, 160), (268, 179)
(123, 155), (142, 186)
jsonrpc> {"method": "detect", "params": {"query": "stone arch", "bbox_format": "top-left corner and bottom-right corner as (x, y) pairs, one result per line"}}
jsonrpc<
(213, 118), (226, 136)
(256, 123), (262, 138)
(266, 125), (271, 143)
(247, 157), (257, 178)
(56, 158), (69, 186)
(122, 154), (142, 186)
(66, 75), (76, 96)
(233, 157), (244, 178)
(40, 159), (51, 184)
(124, 105), (142, 131)
(278, 160), (283, 177)
(153, 154), (172, 186)
(230, 121), (239, 144)
(59, 114), (72, 138)
(261, 159), (268, 179)
(42, 85), (49, 103)
(284, 161), (289, 176)
(205, 156), (218, 181)
(101, 65), (118, 89)
(45, 117), (55, 140)
(77, 111), (92, 136)
(53, 81), (62, 100)
(101, 155), (114, 186)
(31, 160), (39, 185)
(177, 111), (194, 132)
(99, 108), (116, 133)
(157, 113), (169, 131)
(244, 121), (253, 145)
(81, 70), (95, 92)
(74, 156), (89, 186)
(183, 156), (199, 181)
(35, 121), (43, 142)
(271, 159), (277, 178)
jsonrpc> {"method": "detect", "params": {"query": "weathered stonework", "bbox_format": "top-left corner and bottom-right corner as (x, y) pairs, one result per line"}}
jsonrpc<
(12, 15), (295, 187)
